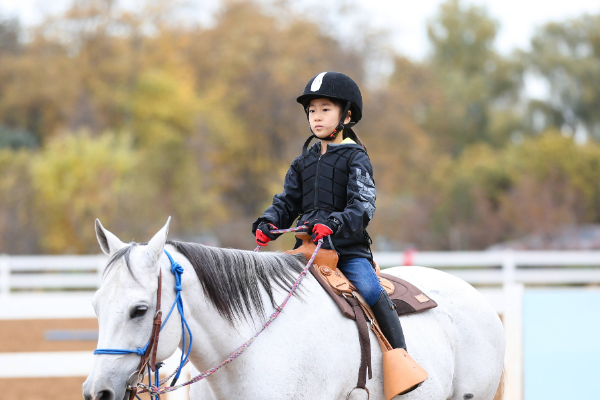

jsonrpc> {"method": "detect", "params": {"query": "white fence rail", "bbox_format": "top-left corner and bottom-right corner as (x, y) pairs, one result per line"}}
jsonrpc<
(377, 250), (600, 285)
(1, 251), (599, 400)
(0, 254), (106, 295)
(1, 251), (600, 296)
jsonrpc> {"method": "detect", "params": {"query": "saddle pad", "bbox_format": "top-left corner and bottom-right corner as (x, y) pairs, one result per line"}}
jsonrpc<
(309, 267), (437, 320)
(380, 273), (438, 316)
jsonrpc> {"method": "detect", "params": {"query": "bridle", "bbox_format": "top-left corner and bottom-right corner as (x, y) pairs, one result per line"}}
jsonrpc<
(93, 230), (321, 399)
(130, 270), (162, 400)
(93, 250), (192, 400)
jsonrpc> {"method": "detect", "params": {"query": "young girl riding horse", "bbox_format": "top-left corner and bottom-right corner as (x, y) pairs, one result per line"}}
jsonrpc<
(252, 71), (425, 382)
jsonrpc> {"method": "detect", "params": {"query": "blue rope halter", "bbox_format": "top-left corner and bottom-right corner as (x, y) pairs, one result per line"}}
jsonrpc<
(93, 250), (193, 394)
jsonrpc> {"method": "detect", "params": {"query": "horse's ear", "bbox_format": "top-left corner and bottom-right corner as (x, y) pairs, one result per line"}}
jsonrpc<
(146, 217), (171, 264)
(95, 219), (126, 256)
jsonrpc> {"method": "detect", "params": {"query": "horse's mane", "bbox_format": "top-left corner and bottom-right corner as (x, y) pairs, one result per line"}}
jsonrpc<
(103, 240), (307, 324)
(167, 240), (306, 324)
(104, 243), (141, 282)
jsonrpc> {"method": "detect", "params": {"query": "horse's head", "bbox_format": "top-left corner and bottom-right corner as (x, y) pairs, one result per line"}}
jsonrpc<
(83, 218), (182, 400)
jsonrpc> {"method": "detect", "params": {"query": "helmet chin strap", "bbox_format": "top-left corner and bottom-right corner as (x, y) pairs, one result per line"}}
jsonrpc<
(319, 101), (353, 141)
(303, 101), (354, 155)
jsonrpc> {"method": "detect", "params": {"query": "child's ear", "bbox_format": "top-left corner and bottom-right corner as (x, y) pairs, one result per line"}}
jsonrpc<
(344, 110), (352, 124)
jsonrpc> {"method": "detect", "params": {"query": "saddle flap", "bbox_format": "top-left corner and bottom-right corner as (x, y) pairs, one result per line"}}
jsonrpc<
(314, 264), (356, 294)
(285, 233), (358, 294)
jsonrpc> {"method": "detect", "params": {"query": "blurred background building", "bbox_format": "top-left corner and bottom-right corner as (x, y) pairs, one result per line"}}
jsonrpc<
(0, 0), (599, 399)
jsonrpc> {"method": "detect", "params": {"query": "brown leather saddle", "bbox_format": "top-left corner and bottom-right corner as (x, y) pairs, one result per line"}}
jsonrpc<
(286, 233), (437, 320)
(286, 233), (434, 398)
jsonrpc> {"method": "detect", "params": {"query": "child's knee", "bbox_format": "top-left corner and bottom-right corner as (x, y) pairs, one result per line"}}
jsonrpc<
(361, 285), (383, 307)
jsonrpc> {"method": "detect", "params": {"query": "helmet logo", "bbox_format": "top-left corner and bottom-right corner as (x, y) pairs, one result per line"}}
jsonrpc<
(310, 72), (327, 92)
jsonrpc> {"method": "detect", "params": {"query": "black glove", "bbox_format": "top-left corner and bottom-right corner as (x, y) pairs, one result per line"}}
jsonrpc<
(256, 222), (279, 246)
(305, 218), (340, 243)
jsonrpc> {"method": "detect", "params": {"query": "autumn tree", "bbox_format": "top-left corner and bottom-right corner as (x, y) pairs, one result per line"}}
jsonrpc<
(526, 15), (600, 141)
(2, 0), (600, 253)
(425, 0), (523, 155)
(429, 132), (600, 250)
(0, 0), (376, 252)
(359, 57), (445, 249)
(182, 1), (366, 219)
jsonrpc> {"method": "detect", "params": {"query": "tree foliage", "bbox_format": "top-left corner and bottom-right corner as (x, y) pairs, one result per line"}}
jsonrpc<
(30, 132), (137, 253)
(527, 15), (600, 140)
(428, 133), (600, 249)
(426, 0), (523, 154)
(0, 0), (600, 253)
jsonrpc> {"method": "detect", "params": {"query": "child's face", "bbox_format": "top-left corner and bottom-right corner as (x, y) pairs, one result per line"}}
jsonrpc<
(308, 98), (350, 139)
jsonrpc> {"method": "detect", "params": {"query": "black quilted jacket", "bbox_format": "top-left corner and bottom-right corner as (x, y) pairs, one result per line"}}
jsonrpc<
(252, 139), (376, 262)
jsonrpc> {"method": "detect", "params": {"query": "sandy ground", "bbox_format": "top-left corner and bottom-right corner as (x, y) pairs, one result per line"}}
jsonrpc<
(1, 377), (87, 400)
(0, 319), (97, 400)
(0, 319), (98, 353)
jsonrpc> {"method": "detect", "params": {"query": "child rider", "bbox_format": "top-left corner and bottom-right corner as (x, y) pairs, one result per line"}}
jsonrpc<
(252, 72), (425, 392)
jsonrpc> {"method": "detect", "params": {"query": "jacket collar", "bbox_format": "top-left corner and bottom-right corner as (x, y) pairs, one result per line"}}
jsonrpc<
(309, 140), (363, 155)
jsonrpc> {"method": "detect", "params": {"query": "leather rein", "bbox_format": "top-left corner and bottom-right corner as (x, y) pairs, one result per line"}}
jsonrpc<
(128, 270), (163, 400)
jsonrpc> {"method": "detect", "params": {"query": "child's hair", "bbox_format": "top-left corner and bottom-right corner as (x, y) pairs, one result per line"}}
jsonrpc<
(328, 98), (368, 153)
(343, 127), (368, 153)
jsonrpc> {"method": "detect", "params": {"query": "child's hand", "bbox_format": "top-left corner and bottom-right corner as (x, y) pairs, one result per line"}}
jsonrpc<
(306, 218), (340, 243)
(256, 222), (278, 246)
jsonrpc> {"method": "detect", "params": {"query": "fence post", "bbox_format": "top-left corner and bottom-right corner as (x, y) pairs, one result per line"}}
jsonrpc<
(0, 254), (10, 298)
(502, 250), (523, 400)
(502, 249), (516, 287)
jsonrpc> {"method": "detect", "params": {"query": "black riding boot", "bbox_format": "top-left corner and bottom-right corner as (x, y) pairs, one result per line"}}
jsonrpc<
(370, 290), (407, 351)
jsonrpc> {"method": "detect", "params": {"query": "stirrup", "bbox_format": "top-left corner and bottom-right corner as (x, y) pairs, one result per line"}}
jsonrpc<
(346, 386), (369, 400)
(383, 348), (427, 400)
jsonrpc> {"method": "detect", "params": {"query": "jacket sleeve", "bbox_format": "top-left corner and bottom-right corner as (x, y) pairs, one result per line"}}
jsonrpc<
(328, 150), (376, 238)
(251, 157), (303, 235)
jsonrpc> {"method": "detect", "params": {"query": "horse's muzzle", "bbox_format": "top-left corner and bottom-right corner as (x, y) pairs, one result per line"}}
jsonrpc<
(83, 389), (114, 400)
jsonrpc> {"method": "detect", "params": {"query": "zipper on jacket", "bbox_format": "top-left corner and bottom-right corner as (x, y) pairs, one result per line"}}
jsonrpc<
(313, 154), (323, 209)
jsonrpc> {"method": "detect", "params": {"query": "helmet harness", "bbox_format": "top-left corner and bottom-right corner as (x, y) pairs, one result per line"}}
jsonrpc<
(306, 100), (354, 142)
(296, 72), (363, 153)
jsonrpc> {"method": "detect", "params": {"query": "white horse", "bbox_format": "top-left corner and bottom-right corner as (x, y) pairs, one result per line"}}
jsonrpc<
(83, 218), (504, 400)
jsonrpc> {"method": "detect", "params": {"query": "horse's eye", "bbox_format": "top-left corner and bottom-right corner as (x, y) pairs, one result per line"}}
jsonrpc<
(130, 306), (148, 319)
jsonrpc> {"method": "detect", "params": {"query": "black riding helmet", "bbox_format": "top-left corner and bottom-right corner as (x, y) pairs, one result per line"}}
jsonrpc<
(297, 72), (363, 142)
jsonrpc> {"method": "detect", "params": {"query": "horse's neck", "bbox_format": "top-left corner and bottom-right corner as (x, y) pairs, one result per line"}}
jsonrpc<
(175, 251), (341, 396)
(175, 251), (299, 368)
(172, 257), (242, 371)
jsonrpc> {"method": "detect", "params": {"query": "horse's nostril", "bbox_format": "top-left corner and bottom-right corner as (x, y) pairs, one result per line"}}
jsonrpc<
(97, 390), (114, 400)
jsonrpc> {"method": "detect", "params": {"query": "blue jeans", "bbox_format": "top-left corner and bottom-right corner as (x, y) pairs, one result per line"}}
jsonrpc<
(338, 258), (382, 306)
